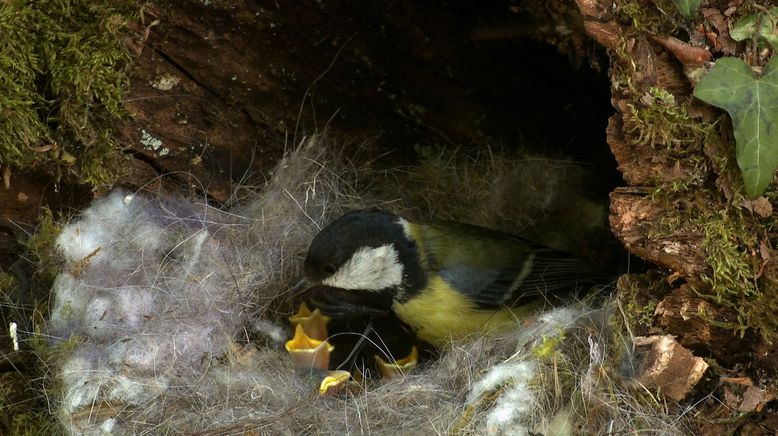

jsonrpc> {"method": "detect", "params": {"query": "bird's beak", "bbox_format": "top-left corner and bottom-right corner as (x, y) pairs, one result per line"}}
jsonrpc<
(287, 278), (309, 300)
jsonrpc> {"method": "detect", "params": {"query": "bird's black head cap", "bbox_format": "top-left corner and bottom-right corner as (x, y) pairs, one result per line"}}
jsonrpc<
(304, 209), (424, 294)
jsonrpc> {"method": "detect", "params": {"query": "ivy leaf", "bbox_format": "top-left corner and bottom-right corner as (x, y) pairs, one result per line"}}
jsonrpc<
(694, 57), (778, 198)
(730, 7), (778, 51)
(671, 0), (702, 18)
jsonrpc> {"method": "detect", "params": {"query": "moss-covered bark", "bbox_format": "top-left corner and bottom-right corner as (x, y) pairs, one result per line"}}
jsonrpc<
(572, 0), (778, 429)
(0, 0), (139, 185)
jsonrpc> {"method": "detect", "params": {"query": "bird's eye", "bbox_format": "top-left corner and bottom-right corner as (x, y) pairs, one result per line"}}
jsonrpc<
(322, 264), (337, 275)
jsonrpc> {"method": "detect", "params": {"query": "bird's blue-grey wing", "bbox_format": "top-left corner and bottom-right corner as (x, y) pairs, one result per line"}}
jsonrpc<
(438, 248), (596, 309)
(421, 221), (598, 309)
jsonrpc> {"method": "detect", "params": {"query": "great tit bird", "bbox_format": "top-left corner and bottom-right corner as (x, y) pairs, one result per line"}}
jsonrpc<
(298, 209), (599, 347)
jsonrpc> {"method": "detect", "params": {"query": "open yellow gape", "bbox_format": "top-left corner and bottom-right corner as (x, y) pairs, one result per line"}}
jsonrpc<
(286, 302), (418, 395)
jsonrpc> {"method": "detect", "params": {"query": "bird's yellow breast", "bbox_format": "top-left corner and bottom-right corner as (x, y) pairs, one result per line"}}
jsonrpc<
(392, 275), (538, 347)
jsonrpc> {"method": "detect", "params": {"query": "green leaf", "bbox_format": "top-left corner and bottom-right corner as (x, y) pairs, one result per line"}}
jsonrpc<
(671, 0), (702, 18)
(694, 57), (778, 198)
(730, 7), (778, 51)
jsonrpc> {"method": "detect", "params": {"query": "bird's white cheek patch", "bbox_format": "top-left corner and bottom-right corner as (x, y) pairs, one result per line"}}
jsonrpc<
(323, 244), (403, 291)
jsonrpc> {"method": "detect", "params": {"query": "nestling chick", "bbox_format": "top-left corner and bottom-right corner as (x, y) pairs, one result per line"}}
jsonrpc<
(299, 210), (600, 347)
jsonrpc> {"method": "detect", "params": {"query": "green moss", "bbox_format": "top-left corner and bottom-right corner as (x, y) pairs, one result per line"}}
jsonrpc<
(6, 411), (56, 436)
(646, 183), (778, 341)
(23, 208), (64, 293)
(693, 202), (778, 341)
(611, 49), (715, 186)
(533, 331), (566, 359)
(0, 372), (54, 436)
(699, 211), (758, 303)
(0, 210), (65, 433)
(0, 335), (81, 435)
(0, 209), (62, 334)
(618, 272), (668, 332)
(0, 319), (75, 434)
(0, 272), (14, 293)
(0, 0), (140, 185)
(618, 1), (664, 33)
(635, 299), (657, 328)
(616, 0), (686, 35)
(623, 88), (716, 188)
(626, 87), (704, 152)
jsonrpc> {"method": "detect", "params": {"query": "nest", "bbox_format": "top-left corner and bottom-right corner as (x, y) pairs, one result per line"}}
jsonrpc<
(44, 135), (693, 434)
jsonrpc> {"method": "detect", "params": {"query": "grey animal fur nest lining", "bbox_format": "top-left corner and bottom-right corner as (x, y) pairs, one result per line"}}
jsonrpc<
(46, 136), (692, 434)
